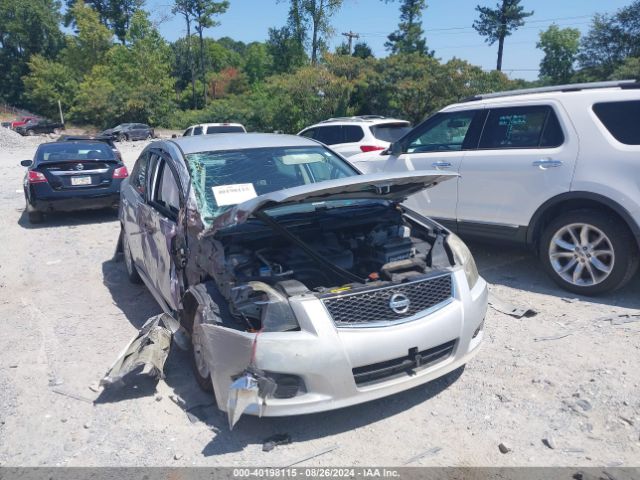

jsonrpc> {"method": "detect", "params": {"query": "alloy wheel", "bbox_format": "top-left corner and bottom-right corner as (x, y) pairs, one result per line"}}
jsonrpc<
(548, 223), (615, 286)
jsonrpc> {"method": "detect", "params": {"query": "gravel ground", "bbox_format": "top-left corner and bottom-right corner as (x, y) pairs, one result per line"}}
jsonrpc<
(0, 138), (639, 467)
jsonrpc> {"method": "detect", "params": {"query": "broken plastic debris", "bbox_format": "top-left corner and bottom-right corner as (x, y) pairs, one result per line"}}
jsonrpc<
(488, 293), (537, 318)
(101, 314), (174, 387)
(262, 433), (292, 452)
(227, 373), (261, 429)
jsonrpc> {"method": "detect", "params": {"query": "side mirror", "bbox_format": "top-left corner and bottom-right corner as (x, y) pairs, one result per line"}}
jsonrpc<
(390, 142), (403, 156)
(20, 160), (33, 167)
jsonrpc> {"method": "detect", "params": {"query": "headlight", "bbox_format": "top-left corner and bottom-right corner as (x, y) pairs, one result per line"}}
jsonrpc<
(446, 233), (480, 289)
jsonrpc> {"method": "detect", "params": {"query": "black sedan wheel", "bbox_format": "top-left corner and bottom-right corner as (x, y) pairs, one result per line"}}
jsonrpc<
(122, 229), (142, 284)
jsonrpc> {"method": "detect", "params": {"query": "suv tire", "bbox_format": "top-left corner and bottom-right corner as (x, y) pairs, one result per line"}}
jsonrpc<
(539, 209), (639, 295)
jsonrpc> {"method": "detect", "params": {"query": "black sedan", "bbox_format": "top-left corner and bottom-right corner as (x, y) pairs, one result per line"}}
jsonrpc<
(21, 141), (128, 223)
(100, 123), (154, 141)
(15, 118), (64, 136)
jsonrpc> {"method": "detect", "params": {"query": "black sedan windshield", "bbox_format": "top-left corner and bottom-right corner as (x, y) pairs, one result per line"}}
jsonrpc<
(36, 143), (116, 163)
(186, 146), (357, 222)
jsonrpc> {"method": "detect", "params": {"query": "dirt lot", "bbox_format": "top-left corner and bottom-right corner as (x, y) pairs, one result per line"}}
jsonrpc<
(0, 135), (639, 467)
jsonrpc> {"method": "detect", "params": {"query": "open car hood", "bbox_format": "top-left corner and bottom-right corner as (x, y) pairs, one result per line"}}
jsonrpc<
(205, 170), (457, 235)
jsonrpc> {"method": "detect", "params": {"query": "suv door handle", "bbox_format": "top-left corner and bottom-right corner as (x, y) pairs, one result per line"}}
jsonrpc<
(533, 159), (563, 168)
(431, 161), (452, 169)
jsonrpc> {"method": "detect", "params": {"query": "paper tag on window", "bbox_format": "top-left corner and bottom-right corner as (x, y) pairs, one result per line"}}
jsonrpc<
(212, 183), (257, 206)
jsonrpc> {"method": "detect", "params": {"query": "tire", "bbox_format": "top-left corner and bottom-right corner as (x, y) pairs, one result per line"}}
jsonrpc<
(53, 128), (61, 135)
(122, 229), (142, 284)
(539, 209), (639, 295)
(27, 129), (35, 136)
(28, 211), (44, 223)
(117, 133), (126, 142)
(183, 286), (233, 393)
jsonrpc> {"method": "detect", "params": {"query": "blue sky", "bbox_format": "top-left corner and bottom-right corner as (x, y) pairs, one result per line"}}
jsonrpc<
(149, 0), (633, 81)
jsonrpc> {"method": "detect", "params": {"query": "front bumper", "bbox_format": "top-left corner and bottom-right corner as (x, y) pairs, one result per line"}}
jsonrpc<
(201, 268), (488, 418)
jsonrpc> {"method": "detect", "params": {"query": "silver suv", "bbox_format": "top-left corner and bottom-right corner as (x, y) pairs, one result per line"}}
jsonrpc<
(350, 80), (640, 295)
(109, 133), (488, 427)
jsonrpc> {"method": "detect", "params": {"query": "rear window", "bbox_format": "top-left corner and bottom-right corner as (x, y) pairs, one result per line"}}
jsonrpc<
(371, 122), (412, 142)
(206, 125), (245, 134)
(593, 101), (640, 145)
(36, 143), (116, 162)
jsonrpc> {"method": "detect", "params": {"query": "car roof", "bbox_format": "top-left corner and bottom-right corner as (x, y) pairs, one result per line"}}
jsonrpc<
(40, 140), (112, 148)
(189, 123), (245, 128)
(303, 117), (410, 129)
(168, 133), (319, 154)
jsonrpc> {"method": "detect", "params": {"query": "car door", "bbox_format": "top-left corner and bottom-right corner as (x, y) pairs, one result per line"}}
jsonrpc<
(351, 109), (484, 225)
(121, 152), (150, 269)
(338, 125), (366, 157)
(139, 152), (184, 311)
(456, 102), (578, 237)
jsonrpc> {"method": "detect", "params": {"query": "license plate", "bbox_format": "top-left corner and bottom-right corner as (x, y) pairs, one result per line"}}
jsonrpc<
(71, 176), (91, 186)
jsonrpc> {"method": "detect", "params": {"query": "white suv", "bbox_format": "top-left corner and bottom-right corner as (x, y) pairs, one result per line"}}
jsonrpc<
(183, 123), (246, 136)
(349, 80), (640, 295)
(298, 116), (411, 157)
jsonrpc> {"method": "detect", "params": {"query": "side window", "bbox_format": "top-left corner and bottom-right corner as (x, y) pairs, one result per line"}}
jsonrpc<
(314, 126), (342, 145)
(129, 153), (149, 197)
(479, 106), (560, 149)
(300, 129), (315, 139)
(150, 157), (181, 216)
(343, 125), (364, 143)
(183, 128), (193, 136)
(593, 100), (640, 145)
(540, 109), (565, 147)
(193, 126), (203, 135)
(406, 111), (477, 153)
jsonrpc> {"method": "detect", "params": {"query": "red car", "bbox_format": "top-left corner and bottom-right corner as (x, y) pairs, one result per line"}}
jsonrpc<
(11, 116), (39, 129)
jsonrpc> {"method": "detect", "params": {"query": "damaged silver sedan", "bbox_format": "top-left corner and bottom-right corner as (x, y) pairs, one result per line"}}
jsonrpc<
(111, 133), (488, 428)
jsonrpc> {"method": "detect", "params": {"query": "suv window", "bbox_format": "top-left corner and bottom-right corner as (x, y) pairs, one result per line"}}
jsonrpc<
(593, 100), (640, 145)
(193, 126), (203, 135)
(371, 123), (412, 142)
(130, 153), (149, 197)
(300, 129), (315, 139)
(183, 128), (193, 136)
(343, 125), (364, 143)
(406, 111), (478, 153)
(314, 126), (342, 145)
(479, 106), (563, 149)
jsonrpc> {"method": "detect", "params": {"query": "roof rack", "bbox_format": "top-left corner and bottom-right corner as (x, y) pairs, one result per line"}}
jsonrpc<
(461, 80), (639, 103)
(320, 115), (387, 123)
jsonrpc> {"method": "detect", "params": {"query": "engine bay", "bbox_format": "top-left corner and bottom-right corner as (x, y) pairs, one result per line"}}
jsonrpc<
(220, 204), (449, 294)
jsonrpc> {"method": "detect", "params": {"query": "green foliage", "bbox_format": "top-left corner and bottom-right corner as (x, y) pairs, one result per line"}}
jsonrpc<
(0, 0), (64, 103)
(244, 43), (274, 84)
(611, 57), (640, 81)
(22, 55), (78, 118)
(577, 2), (640, 79)
(537, 24), (580, 85)
(65, 0), (144, 44)
(353, 42), (374, 59)
(267, 27), (308, 74)
(71, 10), (175, 126)
(385, 0), (431, 55)
(473, 0), (533, 70)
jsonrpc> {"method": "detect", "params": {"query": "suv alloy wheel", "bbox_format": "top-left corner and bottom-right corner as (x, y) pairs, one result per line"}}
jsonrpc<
(540, 210), (639, 295)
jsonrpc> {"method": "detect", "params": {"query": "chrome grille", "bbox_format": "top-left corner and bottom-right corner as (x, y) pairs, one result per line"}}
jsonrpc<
(321, 273), (453, 327)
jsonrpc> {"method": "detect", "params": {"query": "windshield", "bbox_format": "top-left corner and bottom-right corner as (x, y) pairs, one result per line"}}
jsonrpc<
(36, 143), (116, 162)
(206, 126), (245, 134)
(371, 123), (412, 142)
(186, 145), (358, 223)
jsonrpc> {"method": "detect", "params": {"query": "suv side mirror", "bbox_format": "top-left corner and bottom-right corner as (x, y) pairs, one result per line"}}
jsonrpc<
(390, 142), (403, 156)
(20, 160), (32, 167)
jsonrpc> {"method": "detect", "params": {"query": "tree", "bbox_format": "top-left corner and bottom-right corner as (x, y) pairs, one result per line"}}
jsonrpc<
(172, 0), (197, 107)
(0, 0), (64, 104)
(301, 0), (344, 65)
(23, 56), (78, 117)
(72, 10), (175, 126)
(243, 43), (274, 84)
(473, 0), (533, 71)
(266, 27), (307, 74)
(65, 0), (144, 44)
(385, 0), (430, 55)
(190, 0), (229, 105)
(352, 41), (374, 59)
(577, 2), (640, 79)
(537, 24), (580, 84)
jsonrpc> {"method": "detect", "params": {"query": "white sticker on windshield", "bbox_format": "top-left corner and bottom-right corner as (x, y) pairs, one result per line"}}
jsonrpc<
(212, 183), (257, 206)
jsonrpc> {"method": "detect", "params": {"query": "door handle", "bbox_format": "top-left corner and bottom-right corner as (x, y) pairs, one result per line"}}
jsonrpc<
(533, 159), (563, 169)
(431, 161), (452, 169)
